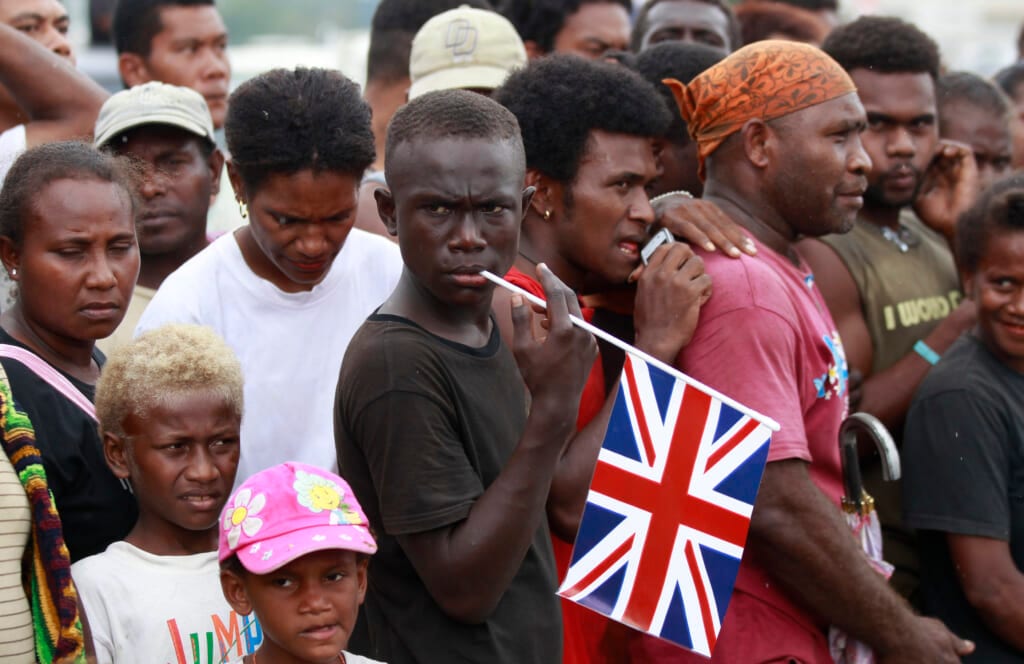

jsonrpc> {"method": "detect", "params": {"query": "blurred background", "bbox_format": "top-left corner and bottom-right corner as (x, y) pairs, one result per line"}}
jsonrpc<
(64, 0), (1022, 93)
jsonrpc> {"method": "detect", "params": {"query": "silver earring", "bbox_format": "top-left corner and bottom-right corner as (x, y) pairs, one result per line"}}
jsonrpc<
(10, 268), (16, 278)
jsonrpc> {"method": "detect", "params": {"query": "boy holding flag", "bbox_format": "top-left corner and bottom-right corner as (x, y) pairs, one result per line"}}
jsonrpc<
(334, 89), (595, 663)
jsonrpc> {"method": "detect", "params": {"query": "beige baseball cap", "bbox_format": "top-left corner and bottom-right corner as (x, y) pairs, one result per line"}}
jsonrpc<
(94, 81), (216, 148)
(408, 5), (527, 100)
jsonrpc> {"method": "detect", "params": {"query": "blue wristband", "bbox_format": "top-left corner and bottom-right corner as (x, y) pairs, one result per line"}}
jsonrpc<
(914, 340), (941, 366)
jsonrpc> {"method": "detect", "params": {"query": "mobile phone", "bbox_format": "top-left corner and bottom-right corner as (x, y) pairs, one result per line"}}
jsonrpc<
(641, 228), (674, 265)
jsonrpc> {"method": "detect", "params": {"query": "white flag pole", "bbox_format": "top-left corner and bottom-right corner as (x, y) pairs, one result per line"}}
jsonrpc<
(481, 270), (780, 431)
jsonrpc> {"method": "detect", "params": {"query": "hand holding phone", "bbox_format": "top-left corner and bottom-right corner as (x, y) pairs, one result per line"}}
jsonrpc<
(640, 228), (674, 265)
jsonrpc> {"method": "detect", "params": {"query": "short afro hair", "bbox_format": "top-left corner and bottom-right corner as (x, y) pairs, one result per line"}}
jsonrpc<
(0, 141), (137, 248)
(994, 63), (1024, 102)
(96, 324), (244, 438)
(112, 0), (215, 56)
(937, 72), (1012, 124)
(634, 41), (724, 144)
(385, 89), (524, 182)
(493, 54), (672, 183)
(225, 68), (375, 194)
(502, 0), (632, 54)
(631, 0), (741, 53)
(822, 16), (941, 80)
(734, 2), (829, 46)
(367, 0), (494, 84)
(957, 172), (1024, 274)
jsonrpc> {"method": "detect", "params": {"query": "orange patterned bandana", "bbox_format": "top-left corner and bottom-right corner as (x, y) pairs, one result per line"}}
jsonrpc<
(663, 40), (856, 180)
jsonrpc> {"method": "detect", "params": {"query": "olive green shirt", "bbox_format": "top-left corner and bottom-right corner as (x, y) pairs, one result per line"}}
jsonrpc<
(820, 211), (961, 375)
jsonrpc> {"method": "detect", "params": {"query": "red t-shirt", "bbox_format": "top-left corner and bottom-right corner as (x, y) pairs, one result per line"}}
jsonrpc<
(504, 266), (617, 664)
(629, 237), (849, 662)
(503, 266), (606, 429)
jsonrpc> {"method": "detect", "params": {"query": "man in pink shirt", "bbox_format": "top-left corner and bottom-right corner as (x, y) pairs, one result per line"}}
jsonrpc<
(630, 40), (974, 663)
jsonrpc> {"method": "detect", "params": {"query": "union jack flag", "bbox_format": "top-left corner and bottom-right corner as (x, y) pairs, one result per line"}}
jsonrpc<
(558, 351), (773, 657)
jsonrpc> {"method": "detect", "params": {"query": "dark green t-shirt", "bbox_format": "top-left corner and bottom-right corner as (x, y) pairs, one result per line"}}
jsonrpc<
(335, 313), (561, 664)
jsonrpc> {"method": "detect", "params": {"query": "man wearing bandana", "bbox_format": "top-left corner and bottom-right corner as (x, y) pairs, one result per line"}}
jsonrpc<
(629, 41), (975, 662)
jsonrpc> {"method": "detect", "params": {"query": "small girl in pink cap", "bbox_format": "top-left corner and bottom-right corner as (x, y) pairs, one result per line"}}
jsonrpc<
(218, 461), (384, 664)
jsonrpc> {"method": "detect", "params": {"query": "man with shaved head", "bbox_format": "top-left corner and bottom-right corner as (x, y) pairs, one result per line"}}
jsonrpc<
(627, 41), (973, 662)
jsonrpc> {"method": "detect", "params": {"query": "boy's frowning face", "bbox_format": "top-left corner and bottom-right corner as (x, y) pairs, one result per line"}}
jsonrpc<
(107, 389), (240, 544)
(221, 549), (367, 662)
(379, 136), (530, 311)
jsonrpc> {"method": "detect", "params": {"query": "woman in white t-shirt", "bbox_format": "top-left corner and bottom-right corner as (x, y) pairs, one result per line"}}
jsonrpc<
(137, 68), (402, 486)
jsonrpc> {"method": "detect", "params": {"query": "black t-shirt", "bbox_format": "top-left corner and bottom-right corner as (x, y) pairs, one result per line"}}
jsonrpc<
(335, 313), (561, 664)
(903, 334), (1024, 662)
(0, 329), (137, 562)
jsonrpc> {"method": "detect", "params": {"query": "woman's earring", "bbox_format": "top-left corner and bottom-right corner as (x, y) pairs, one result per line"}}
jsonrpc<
(238, 200), (249, 219)
(543, 210), (552, 221)
(9, 268), (16, 278)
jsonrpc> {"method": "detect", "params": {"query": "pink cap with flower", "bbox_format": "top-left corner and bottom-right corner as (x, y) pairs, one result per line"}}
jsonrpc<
(218, 461), (377, 573)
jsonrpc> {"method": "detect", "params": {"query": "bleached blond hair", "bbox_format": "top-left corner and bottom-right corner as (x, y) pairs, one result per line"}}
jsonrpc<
(96, 324), (244, 437)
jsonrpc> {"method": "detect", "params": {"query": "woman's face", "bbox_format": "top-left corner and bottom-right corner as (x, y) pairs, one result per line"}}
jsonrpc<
(7, 178), (138, 342)
(967, 229), (1024, 374)
(232, 167), (359, 293)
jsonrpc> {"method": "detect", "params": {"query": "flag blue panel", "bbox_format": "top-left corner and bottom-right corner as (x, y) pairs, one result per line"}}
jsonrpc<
(570, 501), (627, 566)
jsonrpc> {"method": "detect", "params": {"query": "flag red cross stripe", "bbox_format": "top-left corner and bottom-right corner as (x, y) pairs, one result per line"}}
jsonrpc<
(684, 538), (717, 651)
(589, 382), (751, 633)
(561, 534), (635, 598)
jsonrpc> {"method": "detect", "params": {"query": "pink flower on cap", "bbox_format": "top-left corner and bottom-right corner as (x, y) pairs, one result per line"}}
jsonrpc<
(223, 487), (266, 548)
(218, 461), (377, 574)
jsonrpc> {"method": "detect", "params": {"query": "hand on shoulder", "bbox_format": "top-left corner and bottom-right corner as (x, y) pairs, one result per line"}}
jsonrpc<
(652, 193), (757, 258)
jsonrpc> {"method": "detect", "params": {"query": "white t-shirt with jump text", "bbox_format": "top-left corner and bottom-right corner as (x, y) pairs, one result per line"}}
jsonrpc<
(72, 542), (261, 663)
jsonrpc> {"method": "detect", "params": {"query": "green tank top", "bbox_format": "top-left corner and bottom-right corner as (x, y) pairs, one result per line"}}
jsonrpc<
(820, 211), (961, 375)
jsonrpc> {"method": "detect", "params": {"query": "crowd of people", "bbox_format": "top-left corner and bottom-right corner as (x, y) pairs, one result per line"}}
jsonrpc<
(0, 0), (1022, 662)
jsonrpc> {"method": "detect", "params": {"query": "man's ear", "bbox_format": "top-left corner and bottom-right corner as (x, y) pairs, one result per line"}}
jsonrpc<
(0, 236), (21, 282)
(524, 169), (563, 222)
(520, 186), (536, 221)
(374, 187), (398, 237)
(207, 146), (225, 189)
(741, 118), (771, 169)
(220, 568), (254, 616)
(103, 432), (132, 480)
(117, 53), (152, 88)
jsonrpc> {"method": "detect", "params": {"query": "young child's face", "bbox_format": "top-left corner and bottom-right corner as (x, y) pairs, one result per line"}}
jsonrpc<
(221, 549), (368, 663)
(380, 136), (530, 310)
(108, 389), (241, 536)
